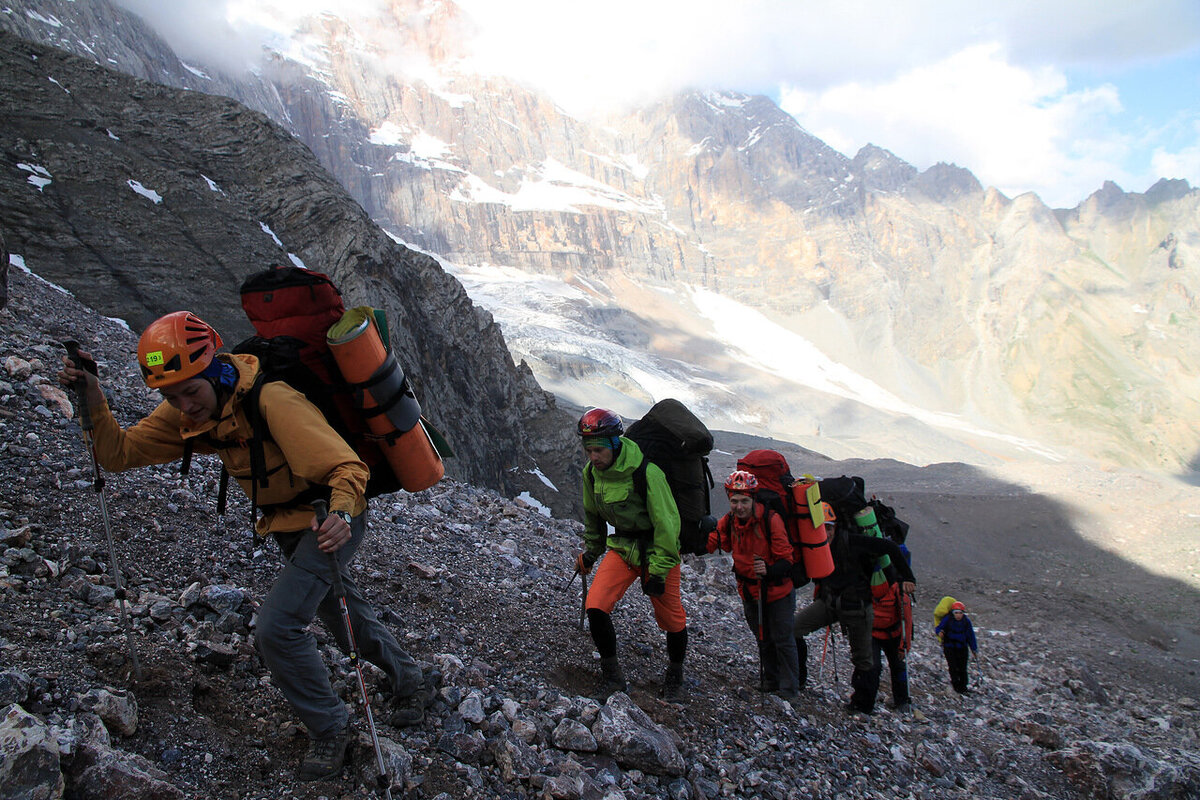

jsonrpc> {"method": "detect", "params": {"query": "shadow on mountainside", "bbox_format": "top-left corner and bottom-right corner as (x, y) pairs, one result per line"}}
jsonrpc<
(704, 437), (1200, 695)
(1182, 450), (1200, 486)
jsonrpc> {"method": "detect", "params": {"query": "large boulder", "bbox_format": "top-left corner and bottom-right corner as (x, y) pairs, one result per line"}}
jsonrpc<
(0, 704), (63, 800)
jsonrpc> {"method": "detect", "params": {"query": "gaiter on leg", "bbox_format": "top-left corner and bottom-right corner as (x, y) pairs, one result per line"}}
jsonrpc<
(666, 627), (688, 664)
(587, 609), (617, 659)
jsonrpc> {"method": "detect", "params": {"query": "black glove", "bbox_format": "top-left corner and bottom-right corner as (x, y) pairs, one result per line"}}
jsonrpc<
(642, 575), (666, 597)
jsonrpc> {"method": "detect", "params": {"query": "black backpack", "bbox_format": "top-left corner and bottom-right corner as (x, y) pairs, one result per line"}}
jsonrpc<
(623, 399), (715, 555)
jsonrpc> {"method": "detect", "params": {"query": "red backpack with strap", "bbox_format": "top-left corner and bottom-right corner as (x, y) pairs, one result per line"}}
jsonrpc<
(736, 449), (808, 587)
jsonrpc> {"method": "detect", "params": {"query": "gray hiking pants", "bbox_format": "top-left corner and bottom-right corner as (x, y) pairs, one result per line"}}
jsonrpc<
(793, 591), (875, 674)
(256, 510), (422, 739)
(741, 589), (799, 693)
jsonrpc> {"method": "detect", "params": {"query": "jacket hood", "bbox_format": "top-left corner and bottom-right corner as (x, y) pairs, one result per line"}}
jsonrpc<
(603, 436), (644, 475)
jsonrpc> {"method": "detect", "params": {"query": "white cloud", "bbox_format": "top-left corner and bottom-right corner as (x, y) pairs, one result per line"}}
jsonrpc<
(780, 44), (1132, 207)
(1151, 120), (1200, 184)
(115, 0), (1200, 206)
(113, 0), (387, 72)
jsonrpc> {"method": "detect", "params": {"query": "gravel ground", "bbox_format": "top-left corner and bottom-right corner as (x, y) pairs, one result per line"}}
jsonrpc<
(2, 264), (1198, 799)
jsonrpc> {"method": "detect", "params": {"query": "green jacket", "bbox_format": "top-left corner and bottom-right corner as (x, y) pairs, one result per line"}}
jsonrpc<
(581, 437), (681, 579)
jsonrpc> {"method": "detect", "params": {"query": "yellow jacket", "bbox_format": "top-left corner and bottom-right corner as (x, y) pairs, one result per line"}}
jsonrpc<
(89, 353), (368, 536)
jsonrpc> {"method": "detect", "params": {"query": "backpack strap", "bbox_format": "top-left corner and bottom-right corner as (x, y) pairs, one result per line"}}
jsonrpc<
(216, 466), (229, 516)
(241, 375), (266, 531)
(631, 456), (648, 505)
(180, 439), (194, 476)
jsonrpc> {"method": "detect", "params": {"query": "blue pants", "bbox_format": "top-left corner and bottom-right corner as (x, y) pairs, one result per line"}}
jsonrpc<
(871, 636), (910, 706)
(255, 511), (421, 738)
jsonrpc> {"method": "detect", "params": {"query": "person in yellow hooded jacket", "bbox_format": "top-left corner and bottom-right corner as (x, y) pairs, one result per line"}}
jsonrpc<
(574, 408), (687, 698)
(58, 311), (427, 781)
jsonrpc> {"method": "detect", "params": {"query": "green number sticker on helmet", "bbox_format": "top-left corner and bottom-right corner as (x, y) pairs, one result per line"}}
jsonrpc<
(145, 350), (164, 366)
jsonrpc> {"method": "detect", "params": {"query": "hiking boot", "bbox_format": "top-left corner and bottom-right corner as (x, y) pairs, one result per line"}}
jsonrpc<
(893, 702), (912, 714)
(599, 656), (627, 697)
(843, 702), (874, 717)
(388, 685), (435, 728)
(661, 662), (684, 699)
(298, 727), (349, 781)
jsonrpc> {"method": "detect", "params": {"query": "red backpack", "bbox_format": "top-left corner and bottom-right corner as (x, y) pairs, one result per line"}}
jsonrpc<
(736, 449), (808, 587)
(235, 267), (407, 500)
(184, 267), (450, 529)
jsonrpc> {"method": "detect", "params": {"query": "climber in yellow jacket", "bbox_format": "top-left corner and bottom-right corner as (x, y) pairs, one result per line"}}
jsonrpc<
(59, 311), (427, 781)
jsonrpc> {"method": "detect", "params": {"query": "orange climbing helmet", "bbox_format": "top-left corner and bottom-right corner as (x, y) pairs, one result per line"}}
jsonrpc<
(137, 311), (223, 388)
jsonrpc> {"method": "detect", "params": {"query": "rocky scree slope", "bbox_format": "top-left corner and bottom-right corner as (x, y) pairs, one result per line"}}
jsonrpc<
(0, 29), (581, 516)
(1, 265), (1198, 799)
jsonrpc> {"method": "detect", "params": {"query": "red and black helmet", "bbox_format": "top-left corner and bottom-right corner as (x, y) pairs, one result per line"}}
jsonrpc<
(950, 601), (966, 613)
(724, 470), (759, 495)
(578, 408), (623, 438)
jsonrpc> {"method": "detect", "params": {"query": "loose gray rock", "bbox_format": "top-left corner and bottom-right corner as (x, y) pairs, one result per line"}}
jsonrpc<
(197, 584), (245, 615)
(552, 717), (598, 753)
(592, 693), (685, 776)
(76, 688), (138, 737)
(0, 671), (32, 707)
(489, 729), (542, 782)
(0, 704), (64, 800)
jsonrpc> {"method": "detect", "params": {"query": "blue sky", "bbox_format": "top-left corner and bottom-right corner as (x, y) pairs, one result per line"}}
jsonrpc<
(122, 0), (1200, 208)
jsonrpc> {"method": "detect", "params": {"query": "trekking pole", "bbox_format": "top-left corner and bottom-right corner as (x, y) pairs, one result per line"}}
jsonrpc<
(312, 501), (392, 800)
(757, 579), (766, 702)
(757, 579), (766, 643)
(579, 569), (589, 631)
(829, 626), (840, 687)
(818, 625), (829, 683)
(62, 341), (143, 682)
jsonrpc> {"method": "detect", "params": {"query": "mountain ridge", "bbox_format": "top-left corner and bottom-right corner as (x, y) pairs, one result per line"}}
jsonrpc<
(3, 0), (1199, 476)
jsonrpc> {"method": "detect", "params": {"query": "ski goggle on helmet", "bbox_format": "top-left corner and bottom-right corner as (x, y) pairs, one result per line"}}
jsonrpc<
(724, 470), (758, 495)
(577, 408), (623, 438)
(137, 311), (223, 389)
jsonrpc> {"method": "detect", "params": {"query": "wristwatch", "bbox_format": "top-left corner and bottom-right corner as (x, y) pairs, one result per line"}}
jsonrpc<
(332, 510), (352, 525)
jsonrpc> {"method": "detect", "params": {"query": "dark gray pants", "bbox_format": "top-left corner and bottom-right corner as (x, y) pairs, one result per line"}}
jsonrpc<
(794, 591), (880, 711)
(741, 589), (799, 693)
(256, 511), (422, 738)
(792, 592), (875, 672)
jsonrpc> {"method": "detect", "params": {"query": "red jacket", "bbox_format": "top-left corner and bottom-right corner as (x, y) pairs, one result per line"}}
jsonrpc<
(872, 582), (901, 640)
(708, 503), (793, 602)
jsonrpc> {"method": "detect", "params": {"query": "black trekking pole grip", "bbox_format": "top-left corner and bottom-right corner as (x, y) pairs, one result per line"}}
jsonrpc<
(61, 340), (95, 432)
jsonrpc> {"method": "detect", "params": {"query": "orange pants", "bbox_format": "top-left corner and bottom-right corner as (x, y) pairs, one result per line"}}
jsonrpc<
(585, 550), (686, 633)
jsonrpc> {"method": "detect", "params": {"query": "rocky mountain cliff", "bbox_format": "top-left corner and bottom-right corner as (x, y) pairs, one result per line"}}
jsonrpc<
(7, 1), (1200, 474)
(6, 0), (1198, 475)
(0, 28), (581, 516)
